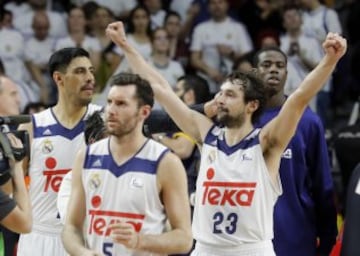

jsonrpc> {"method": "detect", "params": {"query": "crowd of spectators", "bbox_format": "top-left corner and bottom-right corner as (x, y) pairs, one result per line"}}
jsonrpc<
(0, 0), (359, 129)
(0, 0), (359, 209)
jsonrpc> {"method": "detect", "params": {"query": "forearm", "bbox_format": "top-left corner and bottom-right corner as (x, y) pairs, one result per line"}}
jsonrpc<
(137, 228), (192, 254)
(292, 55), (336, 105)
(62, 225), (89, 255)
(121, 43), (171, 94)
(12, 164), (31, 219)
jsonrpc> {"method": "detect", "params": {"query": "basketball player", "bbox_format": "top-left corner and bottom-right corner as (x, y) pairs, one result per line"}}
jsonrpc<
(62, 73), (193, 255)
(106, 21), (347, 256)
(16, 47), (102, 256)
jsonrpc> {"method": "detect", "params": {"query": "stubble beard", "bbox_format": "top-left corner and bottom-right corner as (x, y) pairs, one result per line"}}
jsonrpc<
(216, 112), (246, 128)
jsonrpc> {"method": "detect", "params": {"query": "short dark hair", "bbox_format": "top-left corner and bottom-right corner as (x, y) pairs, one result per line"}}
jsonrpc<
(252, 47), (287, 68)
(177, 74), (211, 104)
(226, 70), (267, 123)
(84, 110), (107, 144)
(110, 73), (154, 108)
(164, 10), (181, 24)
(48, 47), (90, 76)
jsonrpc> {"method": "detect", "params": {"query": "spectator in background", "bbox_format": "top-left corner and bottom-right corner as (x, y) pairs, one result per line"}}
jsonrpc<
(24, 11), (56, 105)
(0, 72), (24, 256)
(71, 0), (137, 20)
(0, 134), (32, 234)
(149, 28), (184, 89)
(3, 0), (31, 19)
(169, 0), (193, 23)
(114, 5), (153, 72)
(55, 6), (101, 72)
(0, 9), (26, 86)
(143, 0), (167, 29)
(0, 8), (13, 29)
(238, 0), (284, 48)
(280, 5), (326, 113)
(164, 11), (191, 70)
(0, 75), (21, 117)
(90, 5), (122, 93)
(0, 45), (39, 114)
(12, 0), (67, 40)
(190, 0), (253, 94)
(300, 0), (343, 128)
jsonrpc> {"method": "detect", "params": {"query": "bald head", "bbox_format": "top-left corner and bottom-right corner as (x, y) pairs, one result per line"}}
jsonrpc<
(0, 76), (21, 116)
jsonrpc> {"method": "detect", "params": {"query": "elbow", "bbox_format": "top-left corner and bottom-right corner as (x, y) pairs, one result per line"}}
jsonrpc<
(174, 148), (192, 160)
(178, 230), (193, 254)
(22, 220), (32, 233)
(15, 218), (32, 234)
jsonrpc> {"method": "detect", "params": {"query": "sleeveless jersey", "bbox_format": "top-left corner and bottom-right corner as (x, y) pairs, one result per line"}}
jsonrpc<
(192, 126), (282, 247)
(28, 104), (102, 233)
(83, 138), (169, 256)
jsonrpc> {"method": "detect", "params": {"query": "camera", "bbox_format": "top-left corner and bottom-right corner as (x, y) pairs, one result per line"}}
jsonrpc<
(0, 115), (31, 185)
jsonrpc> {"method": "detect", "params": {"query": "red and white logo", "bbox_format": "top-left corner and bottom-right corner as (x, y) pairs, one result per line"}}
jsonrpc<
(202, 168), (256, 206)
(43, 157), (71, 192)
(88, 195), (145, 236)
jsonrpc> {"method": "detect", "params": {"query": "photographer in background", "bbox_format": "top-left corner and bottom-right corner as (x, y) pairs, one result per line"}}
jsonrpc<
(0, 133), (32, 234)
(0, 72), (26, 256)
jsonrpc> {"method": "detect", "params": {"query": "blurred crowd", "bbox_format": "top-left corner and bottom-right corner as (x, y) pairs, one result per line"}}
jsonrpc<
(0, 0), (359, 129)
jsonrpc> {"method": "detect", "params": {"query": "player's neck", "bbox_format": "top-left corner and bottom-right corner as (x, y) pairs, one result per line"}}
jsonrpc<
(224, 123), (254, 146)
(52, 103), (87, 128)
(109, 133), (147, 165)
(266, 94), (286, 108)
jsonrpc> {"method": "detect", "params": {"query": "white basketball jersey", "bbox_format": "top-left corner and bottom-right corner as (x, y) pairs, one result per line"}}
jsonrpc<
(193, 126), (282, 246)
(28, 104), (102, 233)
(83, 138), (169, 256)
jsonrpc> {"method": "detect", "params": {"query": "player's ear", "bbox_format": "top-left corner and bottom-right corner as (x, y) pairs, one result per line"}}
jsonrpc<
(53, 71), (64, 87)
(141, 105), (152, 119)
(247, 100), (259, 114)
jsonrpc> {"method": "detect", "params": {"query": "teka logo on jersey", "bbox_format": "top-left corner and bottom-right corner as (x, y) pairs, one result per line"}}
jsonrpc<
(43, 157), (71, 192)
(88, 195), (145, 237)
(202, 168), (256, 206)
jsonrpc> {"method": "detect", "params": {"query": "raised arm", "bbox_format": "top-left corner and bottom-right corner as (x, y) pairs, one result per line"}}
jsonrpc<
(261, 33), (347, 156)
(105, 21), (213, 143)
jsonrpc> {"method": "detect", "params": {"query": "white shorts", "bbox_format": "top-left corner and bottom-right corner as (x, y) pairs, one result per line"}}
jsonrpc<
(17, 231), (67, 256)
(190, 241), (276, 256)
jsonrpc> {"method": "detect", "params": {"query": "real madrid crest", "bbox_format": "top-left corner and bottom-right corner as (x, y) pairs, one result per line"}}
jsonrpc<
(207, 150), (216, 164)
(88, 172), (101, 190)
(42, 139), (54, 154)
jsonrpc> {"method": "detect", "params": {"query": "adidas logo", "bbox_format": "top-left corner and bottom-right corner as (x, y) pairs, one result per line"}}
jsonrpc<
(282, 149), (292, 159)
(43, 129), (52, 135)
(92, 159), (102, 168)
